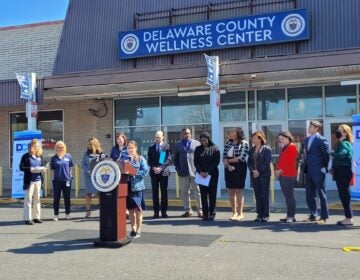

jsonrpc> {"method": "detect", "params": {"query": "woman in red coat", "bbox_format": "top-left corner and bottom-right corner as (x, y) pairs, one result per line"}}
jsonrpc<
(275, 131), (298, 223)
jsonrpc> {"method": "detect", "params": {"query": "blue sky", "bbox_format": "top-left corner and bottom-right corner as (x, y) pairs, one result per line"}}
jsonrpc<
(0, 0), (69, 28)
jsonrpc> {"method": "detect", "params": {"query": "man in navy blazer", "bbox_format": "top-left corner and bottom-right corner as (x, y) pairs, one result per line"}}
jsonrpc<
(148, 131), (171, 219)
(303, 120), (330, 224)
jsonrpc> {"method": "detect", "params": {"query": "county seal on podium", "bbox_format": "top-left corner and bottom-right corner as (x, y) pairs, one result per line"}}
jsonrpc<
(91, 160), (121, 193)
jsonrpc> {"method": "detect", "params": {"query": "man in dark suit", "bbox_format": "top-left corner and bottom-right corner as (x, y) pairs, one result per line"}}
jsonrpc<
(147, 131), (171, 219)
(303, 120), (330, 224)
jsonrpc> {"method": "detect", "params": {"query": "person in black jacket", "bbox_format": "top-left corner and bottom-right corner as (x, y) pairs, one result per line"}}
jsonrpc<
(248, 131), (272, 222)
(194, 132), (220, 221)
(19, 139), (46, 225)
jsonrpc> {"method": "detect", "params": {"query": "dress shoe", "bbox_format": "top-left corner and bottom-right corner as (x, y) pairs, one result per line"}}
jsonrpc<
(181, 211), (192, 217)
(253, 217), (261, 222)
(198, 212), (204, 218)
(280, 217), (288, 222)
(316, 219), (326, 225)
(209, 215), (215, 221)
(202, 216), (209, 221)
(161, 213), (169, 218)
(302, 215), (317, 222)
(33, 219), (43, 223)
(25, 220), (34, 225)
(152, 214), (160, 219)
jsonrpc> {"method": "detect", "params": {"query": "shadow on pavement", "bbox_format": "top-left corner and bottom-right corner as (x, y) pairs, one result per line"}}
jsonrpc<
(7, 239), (95, 254)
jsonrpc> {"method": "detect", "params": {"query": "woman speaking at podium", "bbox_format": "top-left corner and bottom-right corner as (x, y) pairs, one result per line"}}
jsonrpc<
(126, 140), (149, 239)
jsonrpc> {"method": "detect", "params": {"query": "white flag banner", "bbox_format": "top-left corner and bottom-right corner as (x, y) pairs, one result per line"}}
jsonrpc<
(204, 54), (219, 89)
(16, 73), (32, 100)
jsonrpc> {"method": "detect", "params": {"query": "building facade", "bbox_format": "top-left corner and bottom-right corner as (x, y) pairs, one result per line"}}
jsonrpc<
(1, 0), (360, 193)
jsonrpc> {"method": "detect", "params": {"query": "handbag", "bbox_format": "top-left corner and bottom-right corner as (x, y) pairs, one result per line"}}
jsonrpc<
(350, 173), (355, 187)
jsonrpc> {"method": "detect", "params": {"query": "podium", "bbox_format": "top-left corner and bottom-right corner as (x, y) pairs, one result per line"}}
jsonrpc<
(93, 160), (137, 248)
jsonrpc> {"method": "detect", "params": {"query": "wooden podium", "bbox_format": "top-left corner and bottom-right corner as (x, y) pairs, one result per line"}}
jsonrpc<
(94, 161), (137, 248)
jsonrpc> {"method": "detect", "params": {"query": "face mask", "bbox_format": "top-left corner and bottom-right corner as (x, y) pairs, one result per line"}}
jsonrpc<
(335, 130), (342, 139)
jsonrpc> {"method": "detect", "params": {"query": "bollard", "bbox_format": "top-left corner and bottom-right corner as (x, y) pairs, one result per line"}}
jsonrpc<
(270, 162), (275, 205)
(0, 166), (2, 197)
(175, 174), (179, 199)
(74, 164), (80, 198)
(43, 163), (51, 197)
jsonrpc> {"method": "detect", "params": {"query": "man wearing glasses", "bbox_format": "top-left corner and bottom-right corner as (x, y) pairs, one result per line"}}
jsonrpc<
(303, 120), (330, 224)
(174, 128), (203, 218)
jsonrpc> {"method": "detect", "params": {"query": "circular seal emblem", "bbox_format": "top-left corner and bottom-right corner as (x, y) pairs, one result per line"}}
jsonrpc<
(121, 33), (139, 55)
(91, 160), (121, 192)
(281, 13), (306, 37)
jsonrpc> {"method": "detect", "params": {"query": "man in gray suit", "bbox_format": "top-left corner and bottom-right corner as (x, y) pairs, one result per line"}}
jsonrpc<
(174, 128), (203, 218)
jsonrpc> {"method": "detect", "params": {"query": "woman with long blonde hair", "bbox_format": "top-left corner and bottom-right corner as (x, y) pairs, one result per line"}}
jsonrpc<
(331, 124), (354, 226)
(126, 141), (149, 238)
(20, 139), (46, 225)
(82, 137), (106, 218)
(50, 141), (74, 221)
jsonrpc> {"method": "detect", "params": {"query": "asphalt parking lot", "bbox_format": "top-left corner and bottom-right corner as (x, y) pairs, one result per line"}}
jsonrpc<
(1, 203), (359, 280)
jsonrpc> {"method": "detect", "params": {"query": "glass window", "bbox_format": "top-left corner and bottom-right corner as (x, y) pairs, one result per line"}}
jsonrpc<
(164, 124), (211, 156)
(162, 95), (210, 125)
(257, 89), (285, 120)
(115, 126), (161, 159)
(114, 97), (160, 127)
(325, 85), (356, 117)
(10, 110), (64, 165)
(288, 87), (323, 119)
(220, 91), (246, 122)
(248, 91), (255, 120)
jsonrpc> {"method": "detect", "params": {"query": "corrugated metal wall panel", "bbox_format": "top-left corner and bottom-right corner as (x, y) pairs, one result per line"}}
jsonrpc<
(53, 0), (360, 75)
(0, 79), (44, 107)
(298, 0), (360, 53)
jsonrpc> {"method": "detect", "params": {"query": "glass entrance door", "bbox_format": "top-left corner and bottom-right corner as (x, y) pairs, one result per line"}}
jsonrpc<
(255, 122), (287, 163)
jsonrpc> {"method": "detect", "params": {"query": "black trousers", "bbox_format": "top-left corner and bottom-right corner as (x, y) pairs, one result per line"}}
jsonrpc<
(200, 172), (218, 218)
(333, 165), (353, 218)
(150, 174), (169, 214)
(252, 176), (270, 219)
(53, 181), (71, 215)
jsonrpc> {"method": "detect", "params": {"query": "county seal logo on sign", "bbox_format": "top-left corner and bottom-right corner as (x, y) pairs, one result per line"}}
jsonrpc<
(121, 33), (139, 55)
(281, 13), (306, 37)
(91, 160), (121, 192)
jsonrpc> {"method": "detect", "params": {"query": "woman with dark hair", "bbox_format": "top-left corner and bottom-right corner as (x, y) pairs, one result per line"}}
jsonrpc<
(194, 132), (220, 221)
(275, 131), (298, 223)
(248, 130), (272, 222)
(331, 124), (354, 226)
(223, 127), (249, 221)
(110, 132), (129, 161)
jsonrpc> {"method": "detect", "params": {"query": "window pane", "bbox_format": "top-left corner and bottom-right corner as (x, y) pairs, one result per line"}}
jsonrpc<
(10, 110), (64, 165)
(114, 98), (160, 127)
(115, 126), (160, 159)
(257, 89), (285, 120)
(164, 124), (211, 156)
(162, 95), (210, 125)
(248, 91), (255, 120)
(325, 85), (356, 117)
(288, 87), (323, 119)
(220, 91), (246, 122)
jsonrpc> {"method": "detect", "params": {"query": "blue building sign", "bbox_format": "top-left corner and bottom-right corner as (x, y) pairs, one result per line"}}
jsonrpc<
(119, 9), (309, 59)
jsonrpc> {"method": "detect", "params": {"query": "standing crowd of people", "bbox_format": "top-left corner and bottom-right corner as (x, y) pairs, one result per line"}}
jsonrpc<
(19, 121), (355, 238)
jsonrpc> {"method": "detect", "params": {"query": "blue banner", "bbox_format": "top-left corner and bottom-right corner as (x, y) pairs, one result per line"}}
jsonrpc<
(352, 115), (360, 200)
(16, 73), (32, 100)
(12, 130), (42, 198)
(119, 9), (309, 59)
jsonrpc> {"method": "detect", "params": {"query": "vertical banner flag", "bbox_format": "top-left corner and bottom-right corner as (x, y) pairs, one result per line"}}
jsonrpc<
(12, 130), (42, 198)
(351, 115), (360, 200)
(204, 54), (220, 106)
(16, 73), (32, 100)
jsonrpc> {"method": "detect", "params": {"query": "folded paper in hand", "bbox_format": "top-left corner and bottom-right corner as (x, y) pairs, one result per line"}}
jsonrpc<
(195, 173), (211, 187)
